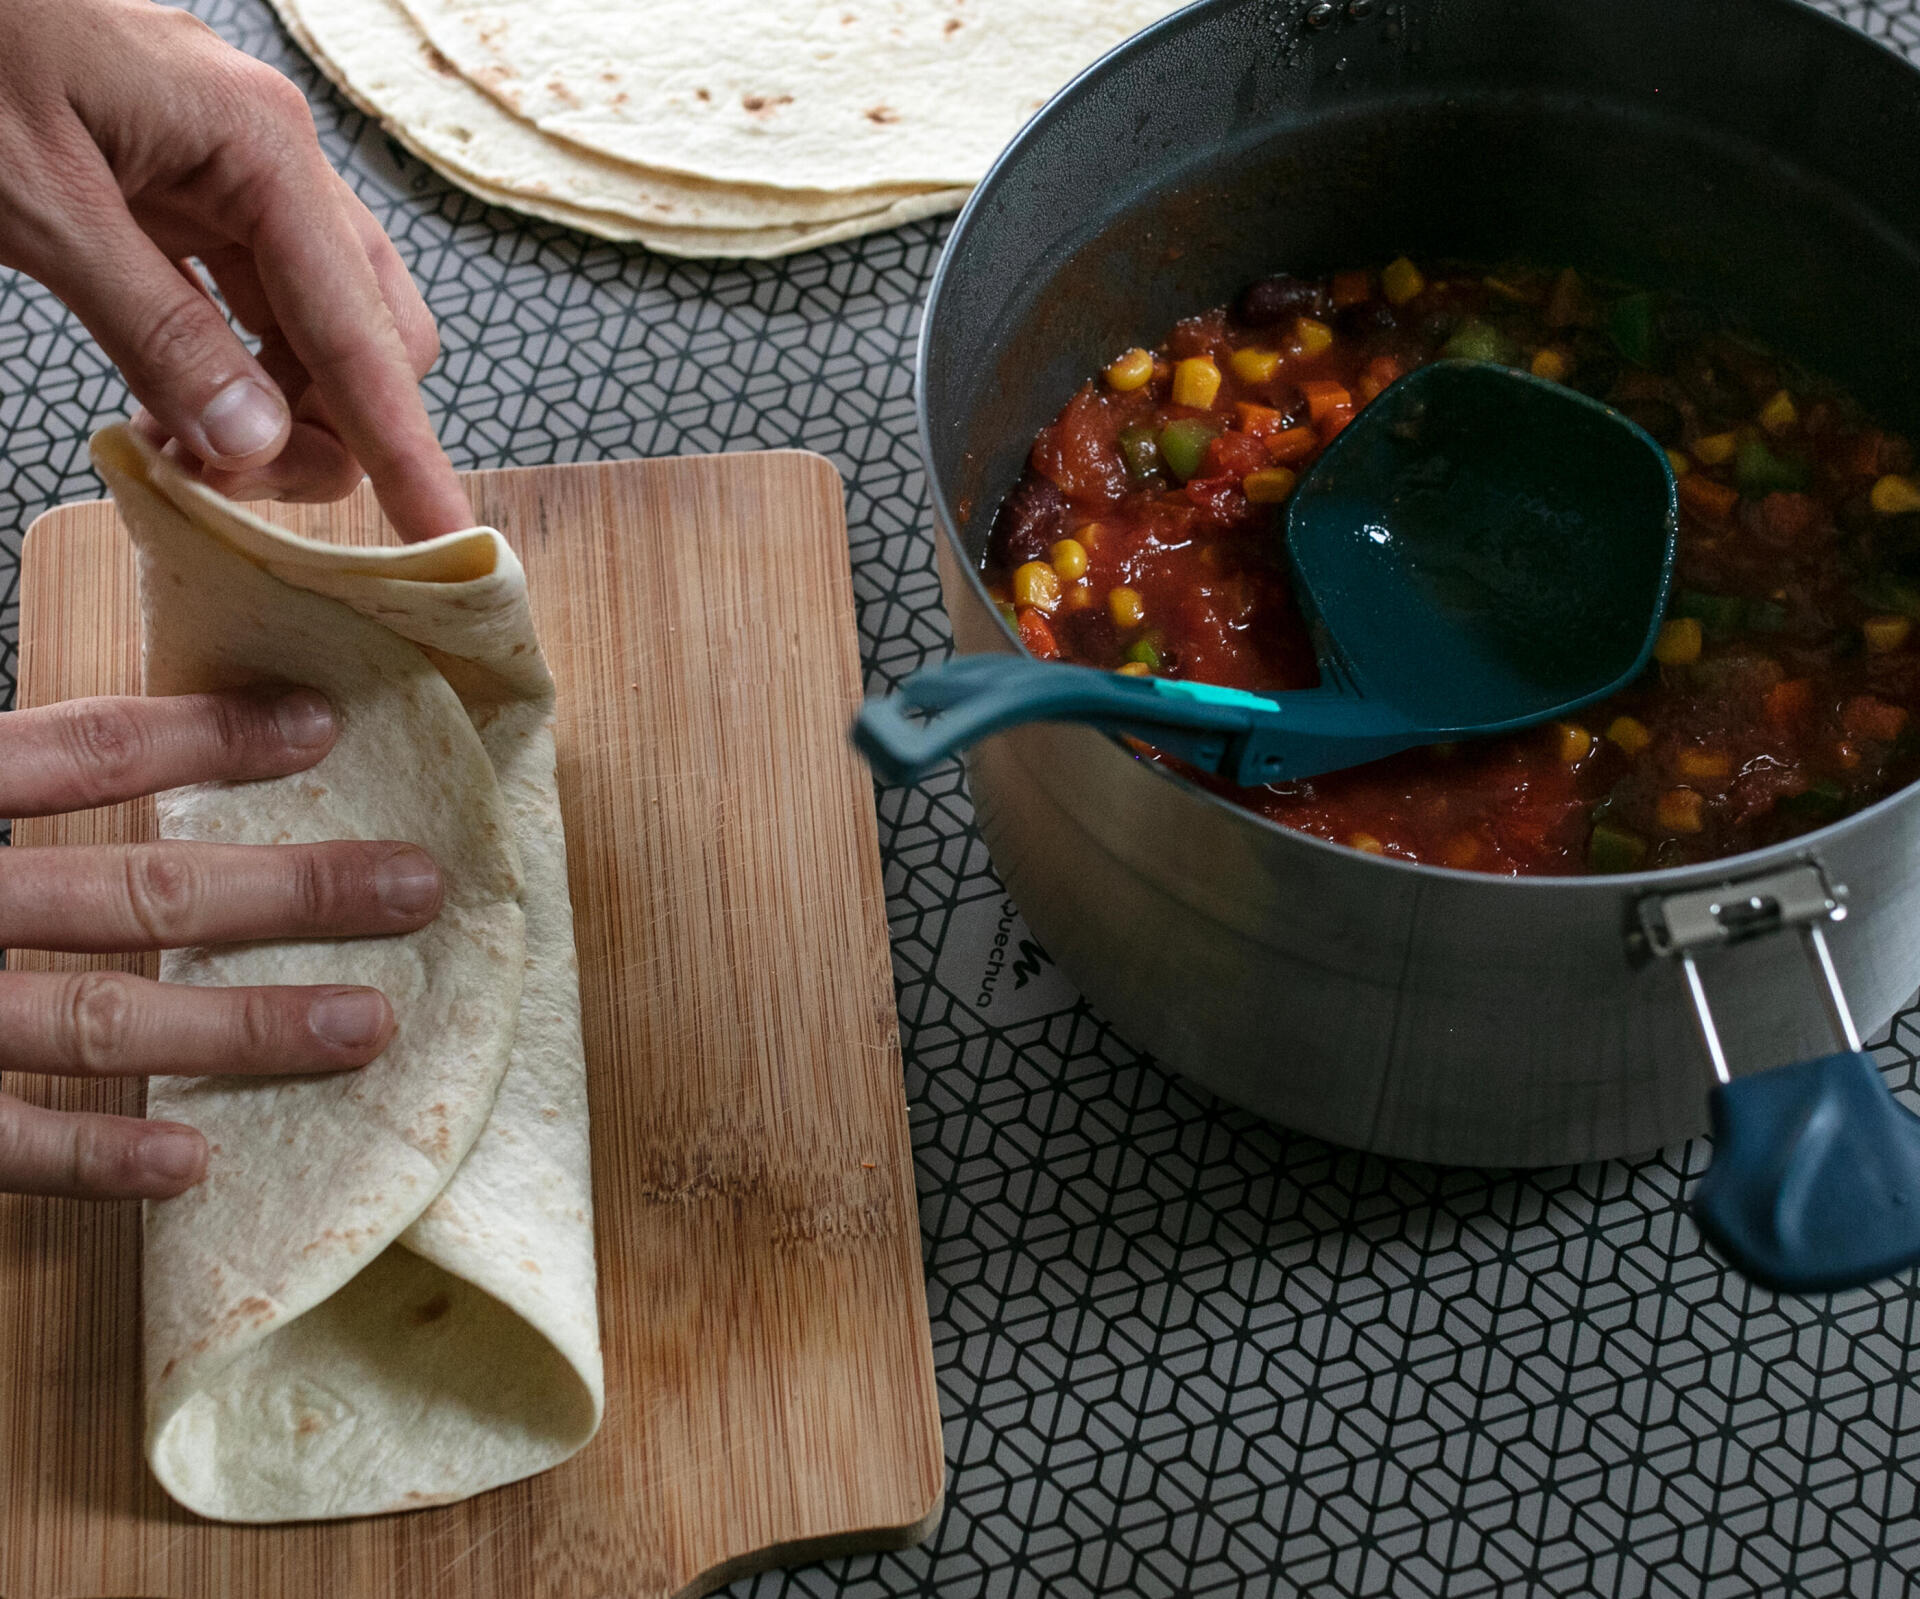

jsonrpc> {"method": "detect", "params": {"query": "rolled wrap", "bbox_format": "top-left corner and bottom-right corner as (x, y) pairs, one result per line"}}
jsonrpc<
(92, 425), (603, 1522)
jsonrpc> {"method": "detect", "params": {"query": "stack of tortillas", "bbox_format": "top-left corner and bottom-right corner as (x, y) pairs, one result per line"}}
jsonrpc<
(268, 0), (1185, 258)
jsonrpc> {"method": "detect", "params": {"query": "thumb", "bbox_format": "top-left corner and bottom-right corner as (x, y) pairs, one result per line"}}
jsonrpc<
(25, 181), (290, 471)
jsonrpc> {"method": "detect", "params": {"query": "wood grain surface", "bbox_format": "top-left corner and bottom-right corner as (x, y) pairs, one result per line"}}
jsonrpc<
(0, 455), (944, 1599)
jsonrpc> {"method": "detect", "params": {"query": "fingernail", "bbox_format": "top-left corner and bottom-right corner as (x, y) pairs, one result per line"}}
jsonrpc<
(274, 689), (336, 750)
(199, 377), (286, 461)
(307, 989), (389, 1050)
(140, 1127), (205, 1185)
(374, 848), (442, 917)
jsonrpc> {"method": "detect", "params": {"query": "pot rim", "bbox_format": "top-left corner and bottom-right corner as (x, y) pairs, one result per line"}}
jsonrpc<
(913, 0), (1920, 897)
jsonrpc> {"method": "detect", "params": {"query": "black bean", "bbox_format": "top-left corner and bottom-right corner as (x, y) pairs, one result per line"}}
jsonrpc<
(988, 474), (1066, 568)
(1234, 274), (1325, 327)
(1615, 397), (1684, 446)
(1335, 300), (1400, 340)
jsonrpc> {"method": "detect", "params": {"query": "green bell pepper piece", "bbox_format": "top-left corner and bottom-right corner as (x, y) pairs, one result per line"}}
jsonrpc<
(1588, 821), (1649, 874)
(1442, 319), (1518, 365)
(1608, 292), (1660, 366)
(1118, 423), (1163, 482)
(1158, 418), (1219, 483)
(1733, 433), (1811, 497)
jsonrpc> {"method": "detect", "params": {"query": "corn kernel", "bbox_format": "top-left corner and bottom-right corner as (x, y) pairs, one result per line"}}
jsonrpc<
(1117, 661), (1151, 677)
(1065, 582), (1096, 612)
(1871, 474), (1920, 515)
(1530, 347), (1572, 383)
(1865, 614), (1912, 653)
(1607, 716), (1653, 756)
(1555, 722), (1593, 763)
(1104, 347), (1154, 392)
(1440, 834), (1482, 869)
(1049, 538), (1089, 582)
(1666, 449), (1691, 477)
(1674, 747), (1733, 781)
(1692, 432), (1738, 467)
(1347, 832), (1385, 855)
(1076, 522), (1103, 549)
(1108, 586), (1146, 629)
(1243, 467), (1299, 504)
(1381, 256), (1426, 306)
(1171, 356), (1223, 410)
(1013, 560), (1062, 613)
(1758, 389), (1798, 433)
(1653, 617), (1703, 665)
(1291, 317), (1335, 359)
(1229, 347), (1282, 384)
(1656, 788), (1706, 834)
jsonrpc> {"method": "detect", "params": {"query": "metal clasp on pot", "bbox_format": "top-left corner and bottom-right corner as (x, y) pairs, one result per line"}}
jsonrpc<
(1639, 862), (1858, 1085)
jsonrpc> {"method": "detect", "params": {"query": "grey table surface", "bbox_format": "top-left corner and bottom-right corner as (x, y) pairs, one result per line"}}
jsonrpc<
(6, 3), (1920, 1595)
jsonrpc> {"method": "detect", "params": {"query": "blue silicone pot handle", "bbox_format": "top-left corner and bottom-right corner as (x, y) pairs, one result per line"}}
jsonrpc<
(1691, 1051), (1920, 1294)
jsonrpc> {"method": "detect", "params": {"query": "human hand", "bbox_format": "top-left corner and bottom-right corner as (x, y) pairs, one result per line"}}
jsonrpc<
(0, 0), (472, 540)
(0, 689), (444, 1200)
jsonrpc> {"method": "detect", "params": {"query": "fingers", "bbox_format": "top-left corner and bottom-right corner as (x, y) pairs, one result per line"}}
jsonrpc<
(0, 1092), (206, 1200)
(0, 841), (443, 953)
(246, 160), (472, 540)
(12, 145), (292, 473)
(0, 689), (337, 819)
(0, 970), (394, 1078)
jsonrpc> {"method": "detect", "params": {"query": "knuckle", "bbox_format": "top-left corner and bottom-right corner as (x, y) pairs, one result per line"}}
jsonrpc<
(235, 987), (283, 1060)
(291, 847), (350, 927)
(53, 700), (150, 806)
(70, 1117), (129, 1195)
(204, 692), (268, 763)
(128, 289), (225, 389)
(64, 971), (139, 1076)
(122, 847), (201, 945)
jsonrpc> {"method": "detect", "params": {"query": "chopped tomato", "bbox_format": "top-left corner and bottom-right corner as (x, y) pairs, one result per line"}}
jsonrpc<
(1203, 430), (1272, 480)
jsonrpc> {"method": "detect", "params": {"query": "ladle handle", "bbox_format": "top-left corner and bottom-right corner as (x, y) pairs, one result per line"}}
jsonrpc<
(852, 655), (1254, 784)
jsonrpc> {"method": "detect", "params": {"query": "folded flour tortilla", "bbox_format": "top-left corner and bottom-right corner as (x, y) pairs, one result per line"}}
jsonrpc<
(91, 425), (603, 1523)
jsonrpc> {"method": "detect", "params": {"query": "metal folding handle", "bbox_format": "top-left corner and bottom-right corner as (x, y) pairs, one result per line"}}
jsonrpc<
(1638, 863), (1859, 1085)
(1641, 862), (1920, 1295)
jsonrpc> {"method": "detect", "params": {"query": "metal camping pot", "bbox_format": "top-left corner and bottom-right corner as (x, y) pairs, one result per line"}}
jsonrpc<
(916, 0), (1920, 1166)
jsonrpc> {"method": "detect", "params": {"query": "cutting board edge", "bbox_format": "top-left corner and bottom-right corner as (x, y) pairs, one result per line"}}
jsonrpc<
(674, 1490), (947, 1599)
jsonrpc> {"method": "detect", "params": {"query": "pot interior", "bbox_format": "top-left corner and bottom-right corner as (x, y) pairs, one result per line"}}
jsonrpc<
(923, 0), (1920, 567)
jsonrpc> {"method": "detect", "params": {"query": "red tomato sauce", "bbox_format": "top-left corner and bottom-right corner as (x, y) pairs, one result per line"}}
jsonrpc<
(981, 260), (1920, 875)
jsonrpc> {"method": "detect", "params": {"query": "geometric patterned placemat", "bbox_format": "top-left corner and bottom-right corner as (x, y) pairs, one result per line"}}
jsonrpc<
(3, 2), (1919, 1592)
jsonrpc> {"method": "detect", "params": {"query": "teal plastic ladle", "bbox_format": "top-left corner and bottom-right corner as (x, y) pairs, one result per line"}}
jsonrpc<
(854, 361), (1678, 787)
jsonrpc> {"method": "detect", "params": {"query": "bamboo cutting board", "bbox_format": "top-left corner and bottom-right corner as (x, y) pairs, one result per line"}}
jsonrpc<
(0, 455), (944, 1599)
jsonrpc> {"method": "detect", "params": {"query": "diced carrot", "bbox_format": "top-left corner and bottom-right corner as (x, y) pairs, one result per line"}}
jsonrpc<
(1266, 426), (1319, 464)
(1300, 380), (1353, 423)
(1234, 402), (1287, 436)
(1677, 473), (1740, 521)
(1836, 430), (1887, 479)
(1843, 695), (1909, 743)
(1017, 607), (1060, 659)
(1318, 405), (1355, 442)
(1764, 678), (1813, 725)
(1330, 269), (1374, 308)
(1358, 355), (1406, 403)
